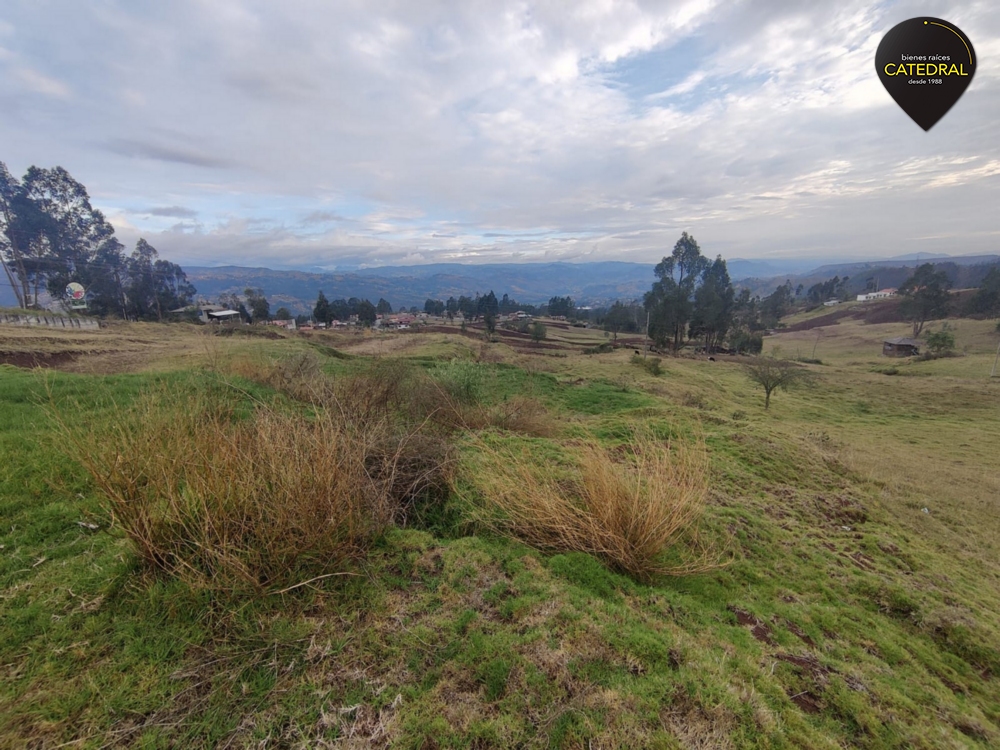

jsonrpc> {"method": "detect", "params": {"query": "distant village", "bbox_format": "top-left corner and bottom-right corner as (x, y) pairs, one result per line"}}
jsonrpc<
(193, 303), (535, 331)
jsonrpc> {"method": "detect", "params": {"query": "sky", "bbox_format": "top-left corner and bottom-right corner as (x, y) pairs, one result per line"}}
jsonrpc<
(1, 0), (998, 270)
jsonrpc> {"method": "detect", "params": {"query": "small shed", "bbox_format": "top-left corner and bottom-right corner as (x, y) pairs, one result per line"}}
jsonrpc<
(207, 309), (242, 323)
(883, 337), (920, 357)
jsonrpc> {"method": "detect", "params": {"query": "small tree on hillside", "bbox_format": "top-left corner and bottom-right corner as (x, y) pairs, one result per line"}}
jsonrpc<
(275, 307), (292, 320)
(531, 321), (547, 342)
(899, 263), (951, 336)
(742, 356), (808, 410)
(924, 324), (955, 357)
(602, 301), (632, 341)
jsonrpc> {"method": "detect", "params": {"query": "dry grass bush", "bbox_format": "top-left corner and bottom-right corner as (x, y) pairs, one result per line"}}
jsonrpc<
(457, 428), (714, 580)
(227, 348), (554, 435)
(410, 387), (554, 437)
(58, 383), (450, 593)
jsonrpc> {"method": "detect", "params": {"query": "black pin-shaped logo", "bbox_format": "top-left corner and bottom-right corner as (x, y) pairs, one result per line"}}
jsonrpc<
(875, 18), (976, 131)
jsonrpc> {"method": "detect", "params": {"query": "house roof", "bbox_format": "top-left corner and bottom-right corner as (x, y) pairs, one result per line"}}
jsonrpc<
(884, 337), (920, 346)
(208, 309), (241, 318)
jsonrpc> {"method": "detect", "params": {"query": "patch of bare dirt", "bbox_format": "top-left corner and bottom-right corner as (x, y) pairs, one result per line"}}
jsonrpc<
(814, 493), (869, 525)
(727, 606), (776, 645)
(783, 620), (816, 647)
(0, 351), (80, 369)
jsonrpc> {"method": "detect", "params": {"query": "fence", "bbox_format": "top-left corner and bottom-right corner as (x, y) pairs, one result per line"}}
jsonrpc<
(0, 314), (100, 330)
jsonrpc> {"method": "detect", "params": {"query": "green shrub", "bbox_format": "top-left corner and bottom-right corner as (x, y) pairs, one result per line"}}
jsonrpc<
(631, 354), (662, 375)
(924, 324), (956, 357)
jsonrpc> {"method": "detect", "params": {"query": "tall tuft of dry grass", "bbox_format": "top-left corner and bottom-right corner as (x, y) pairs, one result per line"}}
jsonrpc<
(57, 385), (449, 593)
(458, 429), (713, 580)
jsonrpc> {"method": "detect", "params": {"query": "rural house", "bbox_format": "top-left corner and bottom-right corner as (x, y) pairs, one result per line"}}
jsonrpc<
(883, 337), (920, 357)
(857, 288), (897, 302)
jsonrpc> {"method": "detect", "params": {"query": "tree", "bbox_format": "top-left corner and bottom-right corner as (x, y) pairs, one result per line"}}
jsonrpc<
(357, 299), (377, 327)
(547, 295), (575, 318)
(725, 289), (763, 353)
(1, 162), (196, 319)
(0, 162), (27, 308)
(330, 297), (352, 321)
(424, 298), (445, 316)
(244, 287), (270, 323)
(966, 266), (1000, 318)
(531, 321), (547, 342)
(376, 297), (392, 315)
(445, 297), (458, 320)
(924, 324), (955, 356)
(898, 263), (951, 336)
(275, 307), (292, 320)
(602, 301), (632, 341)
(123, 239), (195, 321)
(645, 232), (709, 352)
(478, 290), (499, 320)
(0, 162), (124, 311)
(760, 281), (794, 328)
(689, 256), (734, 352)
(457, 295), (475, 320)
(742, 356), (808, 410)
(806, 276), (849, 305)
(313, 291), (332, 324)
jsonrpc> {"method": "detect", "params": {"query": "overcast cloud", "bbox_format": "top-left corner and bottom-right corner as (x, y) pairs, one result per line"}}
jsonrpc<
(1, 0), (997, 269)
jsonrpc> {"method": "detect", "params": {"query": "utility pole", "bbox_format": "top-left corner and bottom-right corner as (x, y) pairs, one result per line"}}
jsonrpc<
(991, 339), (1000, 378)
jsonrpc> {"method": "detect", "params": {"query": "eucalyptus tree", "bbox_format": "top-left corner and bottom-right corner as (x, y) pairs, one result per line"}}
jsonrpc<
(689, 256), (735, 353)
(645, 232), (710, 352)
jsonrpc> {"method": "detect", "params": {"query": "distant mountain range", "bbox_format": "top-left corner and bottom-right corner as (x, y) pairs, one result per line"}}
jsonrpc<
(737, 254), (1000, 298)
(183, 254), (1000, 315)
(3, 254), (997, 315)
(183, 262), (657, 314)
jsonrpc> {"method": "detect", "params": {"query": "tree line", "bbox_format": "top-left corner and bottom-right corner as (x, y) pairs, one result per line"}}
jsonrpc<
(0, 162), (195, 319)
(634, 232), (787, 354)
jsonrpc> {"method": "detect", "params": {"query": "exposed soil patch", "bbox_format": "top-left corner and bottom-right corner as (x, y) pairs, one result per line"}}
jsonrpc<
(777, 653), (828, 675)
(776, 653), (833, 714)
(416, 324), (577, 350)
(0, 351), (79, 369)
(814, 493), (868, 525)
(784, 620), (817, 647)
(847, 551), (877, 572)
(212, 326), (283, 339)
(780, 298), (912, 332)
(727, 606), (776, 645)
(788, 690), (822, 714)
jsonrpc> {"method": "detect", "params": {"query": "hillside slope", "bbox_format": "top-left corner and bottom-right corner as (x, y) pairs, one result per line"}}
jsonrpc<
(1, 319), (999, 747)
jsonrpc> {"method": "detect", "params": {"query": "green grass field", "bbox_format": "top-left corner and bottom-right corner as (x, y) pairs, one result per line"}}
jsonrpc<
(2, 317), (999, 748)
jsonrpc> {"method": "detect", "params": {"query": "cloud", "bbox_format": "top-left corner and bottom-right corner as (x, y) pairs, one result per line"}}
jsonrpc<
(13, 66), (70, 98)
(0, 0), (997, 269)
(301, 210), (346, 225)
(104, 138), (233, 169)
(143, 205), (199, 218)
